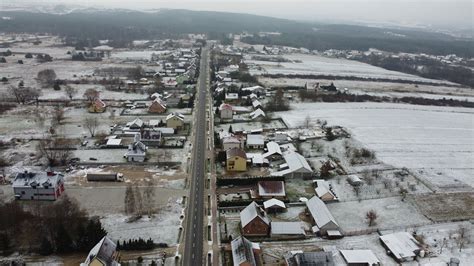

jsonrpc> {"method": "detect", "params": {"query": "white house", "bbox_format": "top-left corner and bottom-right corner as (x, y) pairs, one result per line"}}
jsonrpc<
(219, 103), (233, 120)
(80, 236), (120, 266)
(12, 170), (65, 201)
(222, 136), (243, 150)
(249, 108), (265, 120)
(306, 196), (341, 237)
(124, 134), (147, 162)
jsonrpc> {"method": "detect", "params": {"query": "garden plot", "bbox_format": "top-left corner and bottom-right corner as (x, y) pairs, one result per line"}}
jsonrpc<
(100, 197), (183, 245)
(39, 84), (148, 101)
(110, 50), (171, 60)
(327, 196), (431, 232)
(285, 179), (314, 201)
(246, 53), (455, 84)
(276, 102), (474, 189)
(0, 106), (54, 141)
(215, 119), (287, 132)
(412, 192), (474, 222)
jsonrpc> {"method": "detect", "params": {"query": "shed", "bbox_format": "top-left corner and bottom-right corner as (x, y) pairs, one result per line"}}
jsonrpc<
(340, 249), (380, 266)
(379, 232), (421, 262)
(271, 222), (305, 238)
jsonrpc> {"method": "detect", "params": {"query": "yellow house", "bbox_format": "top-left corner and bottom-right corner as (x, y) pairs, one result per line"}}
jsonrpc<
(82, 236), (120, 266)
(226, 148), (247, 172)
(166, 112), (185, 130)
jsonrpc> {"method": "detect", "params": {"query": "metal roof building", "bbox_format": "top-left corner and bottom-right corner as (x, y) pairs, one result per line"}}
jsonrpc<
(306, 196), (340, 236)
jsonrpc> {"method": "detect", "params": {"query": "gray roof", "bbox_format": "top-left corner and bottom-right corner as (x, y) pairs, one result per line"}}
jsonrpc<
(272, 152), (313, 176)
(286, 251), (335, 266)
(340, 250), (380, 265)
(247, 134), (265, 146)
(240, 201), (270, 228)
(380, 232), (420, 261)
(271, 222), (305, 236)
(263, 141), (282, 158)
(231, 236), (257, 266)
(84, 236), (119, 266)
(306, 196), (339, 229)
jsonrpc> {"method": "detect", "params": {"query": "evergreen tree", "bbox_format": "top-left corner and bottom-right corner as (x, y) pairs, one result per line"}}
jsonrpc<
(228, 125), (233, 133)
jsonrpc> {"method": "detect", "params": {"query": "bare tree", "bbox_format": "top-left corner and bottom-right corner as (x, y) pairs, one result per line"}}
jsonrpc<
(303, 115), (312, 128)
(37, 138), (72, 166)
(64, 85), (77, 100)
(83, 116), (99, 137)
(37, 69), (57, 86)
(30, 88), (42, 106)
(8, 85), (36, 104)
(83, 88), (99, 104)
(456, 225), (470, 252)
(52, 106), (65, 125)
(366, 210), (378, 226)
(124, 184), (136, 215)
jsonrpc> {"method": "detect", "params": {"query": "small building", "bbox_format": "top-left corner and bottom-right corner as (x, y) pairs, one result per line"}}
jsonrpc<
(80, 236), (120, 266)
(258, 181), (286, 199)
(340, 250), (380, 266)
(106, 137), (122, 147)
(379, 232), (421, 263)
(124, 134), (147, 162)
(263, 198), (286, 213)
(226, 148), (247, 171)
(166, 112), (185, 129)
(240, 201), (271, 237)
(219, 103), (233, 120)
(347, 174), (363, 186)
(126, 118), (144, 131)
(88, 98), (106, 113)
(263, 141), (282, 160)
(246, 134), (265, 149)
(148, 98), (167, 113)
(225, 93), (239, 102)
(246, 153), (269, 167)
(12, 170), (65, 201)
(231, 236), (260, 266)
(249, 109), (266, 120)
(252, 99), (262, 109)
(313, 179), (337, 202)
(306, 196), (341, 237)
(272, 152), (313, 178)
(141, 128), (163, 143)
(271, 222), (305, 239)
(285, 251), (334, 266)
(274, 132), (291, 143)
(222, 136), (243, 151)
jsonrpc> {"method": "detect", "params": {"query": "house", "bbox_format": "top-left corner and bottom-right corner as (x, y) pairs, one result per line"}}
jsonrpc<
(252, 99), (262, 109)
(272, 152), (313, 178)
(148, 98), (167, 113)
(379, 232), (421, 263)
(313, 179), (337, 202)
(12, 170), (65, 201)
(263, 198), (286, 213)
(340, 250), (380, 266)
(88, 98), (106, 113)
(249, 109), (265, 120)
(247, 153), (269, 167)
(248, 93), (258, 100)
(141, 128), (163, 144)
(227, 148), (247, 171)
(124, 134), (147, 162)
(246, 134), (265, 149)
(242, 85), (265, 95)
(306, 196), (341, 237)
(274, 132), (291, 143)
(258, 181), (286, 199)
(225, 93), (239, 102)
(231, 236), (260, 266)
(106, 137), (122, 147)
(166, 112), (185, 129)
(271, 222), (305, 239)
(80, 236), (120, 266)
(240, 202), (271, 236)
(219, 103), (233, 120)
(222, 136), (244, 150)
(263, 141), (282, 160)
(126, 118), (144, 131)
(285, 251), (334, 266)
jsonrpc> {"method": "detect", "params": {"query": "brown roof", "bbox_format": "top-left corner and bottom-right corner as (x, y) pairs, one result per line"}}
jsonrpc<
(226, 148), (247, 159)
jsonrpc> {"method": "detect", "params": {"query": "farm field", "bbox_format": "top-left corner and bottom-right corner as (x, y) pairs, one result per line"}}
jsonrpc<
(276, 102), (474, 189)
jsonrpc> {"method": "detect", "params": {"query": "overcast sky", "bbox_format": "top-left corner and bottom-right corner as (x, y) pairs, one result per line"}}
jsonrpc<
(6, 0), (474, 29)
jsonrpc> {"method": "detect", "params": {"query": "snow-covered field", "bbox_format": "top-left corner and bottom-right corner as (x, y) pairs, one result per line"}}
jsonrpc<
(110, 50), (171, 60)
(277, 102), (474, 189)
(246, 54), (456, 84)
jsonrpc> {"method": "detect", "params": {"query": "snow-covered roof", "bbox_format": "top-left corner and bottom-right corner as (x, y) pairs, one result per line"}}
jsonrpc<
(247, 153), (267, 165)
(263, 141), (282, 158)
(271, 222), (305, 235)
(240, 201), (270, 228)
(231, 236), (256, 266)
(250, 108), (266, 120)
(258, 181), (286, 197)
(379, 232), (420, 261)
(252, 99), (262, 108)
(263, 198), (286, 209)
(166, 112), (184, 121)
(340, 250), (380, 265)
(313, 179), (335, 199)
(13, 171), (63, 189)
(219, 103), (233, 111)
(106, 138), (122, 146)
(82, 236), (119, 266)
(271, 152), (312, 176)
(223, 136), (241, 144)
(247, 134), (264, 146)
(126, 118), (144, 128)
(242, 85), (264, 92)
(225, 93), (239, 100)
(306, 196), (338, 229)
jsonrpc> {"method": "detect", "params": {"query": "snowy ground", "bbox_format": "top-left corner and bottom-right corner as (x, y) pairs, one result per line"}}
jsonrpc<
(214, 119), (287, 132)
(276, 102), (474, 190)
(246, 53), (457, 85)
